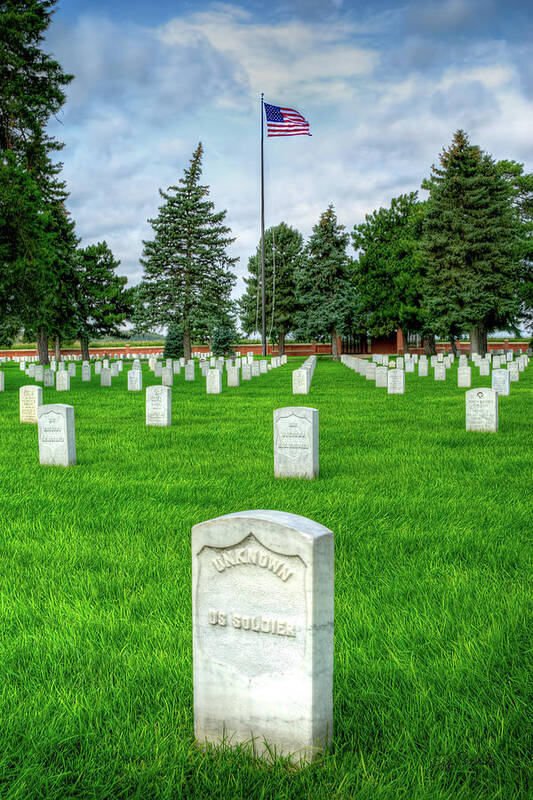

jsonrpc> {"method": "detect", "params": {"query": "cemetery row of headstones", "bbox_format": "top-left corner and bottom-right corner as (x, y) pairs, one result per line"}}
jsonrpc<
(292, 356), (317, 395)
(341, 351), (529, 395)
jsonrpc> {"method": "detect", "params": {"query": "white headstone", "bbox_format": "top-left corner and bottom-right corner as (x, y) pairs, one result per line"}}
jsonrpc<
(128, 370), (142, 391)
(154, 362), (162, 378)
(206, 369), (222, 394)
(192, 509), (333, 763)
(292, 369), (310, 395)
(56, 370), (70, 391)
(185, 362), (195, 381)
(146, 385), (171, 426)
(466, 388), (498, 433)
(34, 365), (44, 382)
(508, 362), (519, 382)
(434, 364), (446, 381)
(274, 407), (319, 480)
(491, 369), (510, 396)
(387, 369), (405, 394)
(0, 371), (3, 391)
(100, 368), (111, 387)
(405, 360), (414, 373)
(20, 385), (42, 423)
(94, 361), (102, 374)
(365, 363), (376, 381)
(457, 366), (471, 388)
(38, 404), (76, 466)
(82, 363), (91, 382)
(375, 366), (388, 387)
(418, 360), (428, 377)
(251, 361), (260, 377)
(242, 364), (252, 381)
(68, 363), (76, 377)
(162, 366), (173, 386)
(227, 366), (240, 387)
(479, 361), (490, 377)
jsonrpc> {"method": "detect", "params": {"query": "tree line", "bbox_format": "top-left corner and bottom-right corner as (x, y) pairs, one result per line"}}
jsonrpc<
(2, 1), (532, 363)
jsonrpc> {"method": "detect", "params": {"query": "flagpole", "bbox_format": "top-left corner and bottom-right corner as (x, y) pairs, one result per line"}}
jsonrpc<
(260, 92), (266, 356)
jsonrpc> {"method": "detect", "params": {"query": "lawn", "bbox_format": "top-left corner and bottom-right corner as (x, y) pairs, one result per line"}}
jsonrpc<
(0, 357), (531, 800)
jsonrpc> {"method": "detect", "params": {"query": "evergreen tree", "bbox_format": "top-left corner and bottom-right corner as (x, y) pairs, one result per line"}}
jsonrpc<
(211, 321), (236, 357)
(352, 193), (429, 352)
(295, 205), (355, 360)
(238, 222), (303, 355)
(76, 241), (130, 361)
(17, 201), (79, 364)
(420, 130), (521, 355)
(0, 0), (74, 355)
(134, 143), (237, 360)
(495, 160), (533, 335)
(163, 322), (184, 359)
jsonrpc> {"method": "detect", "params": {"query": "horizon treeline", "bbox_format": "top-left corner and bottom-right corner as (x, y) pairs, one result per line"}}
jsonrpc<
(1, 1), (532, 362)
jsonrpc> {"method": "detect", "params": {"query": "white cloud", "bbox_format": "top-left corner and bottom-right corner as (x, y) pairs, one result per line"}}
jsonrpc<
(45, 2), (533, 305)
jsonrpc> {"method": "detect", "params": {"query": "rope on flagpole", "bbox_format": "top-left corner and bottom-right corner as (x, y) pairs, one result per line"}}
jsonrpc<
(269, 227), (276, 338)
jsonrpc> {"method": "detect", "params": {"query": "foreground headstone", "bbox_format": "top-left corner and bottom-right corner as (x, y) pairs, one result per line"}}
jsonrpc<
(192, 509), (334, 763)
(82, 363), (91, 381)
(38, 404), (76, 466)
(146, 385), (171, 426)
(274, 407), (319, 480)
(434, 365), (446, 381)
(0, 371), (3, 391)
(206, 369), (222, 394)
(466, 388), (498, 432)
(185, 362), (195, 381)
(20, 385), (42, 423)
(387, 369), (405, 394)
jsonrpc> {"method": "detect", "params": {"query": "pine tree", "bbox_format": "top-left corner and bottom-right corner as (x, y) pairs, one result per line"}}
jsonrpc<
(420, 130), (521, 355)
(238, 222), (303, 355)
(76, 241), (130, 361)
(135, 143), (237, 360)
(0, 0), (74, 355)
(211, 322), (236, 357)
(295, 205), (355, 360)
(163, 323), (184, 359)
(352, 192), (428, 352)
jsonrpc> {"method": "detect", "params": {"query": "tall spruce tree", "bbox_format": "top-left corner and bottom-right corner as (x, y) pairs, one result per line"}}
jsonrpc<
(420, 130), (521, 355)
(238, 222), (303, 355)
(134, 143), (237, 360)
(76, 241), (130, 361)
(0, 0), (74, 357)
(295, 205), (356, 360)
(352, 193), (429, 353)
(495, 160), (533, 336)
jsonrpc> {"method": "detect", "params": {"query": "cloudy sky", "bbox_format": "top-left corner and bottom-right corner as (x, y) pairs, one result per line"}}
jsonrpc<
(47, 0), (533, 301)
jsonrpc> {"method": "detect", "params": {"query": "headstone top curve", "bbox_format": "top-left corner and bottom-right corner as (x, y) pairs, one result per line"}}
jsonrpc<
(192, 509), (332, 540)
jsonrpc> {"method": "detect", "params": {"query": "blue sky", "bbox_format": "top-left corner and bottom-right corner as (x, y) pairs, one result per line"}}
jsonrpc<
(46, 0), (533, 300)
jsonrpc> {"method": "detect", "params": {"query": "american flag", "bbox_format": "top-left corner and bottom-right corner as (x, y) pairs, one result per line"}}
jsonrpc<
(264, 102), (311, 137)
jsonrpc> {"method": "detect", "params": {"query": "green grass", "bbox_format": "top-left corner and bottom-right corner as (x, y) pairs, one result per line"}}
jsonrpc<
(0, 358), (531, 800)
